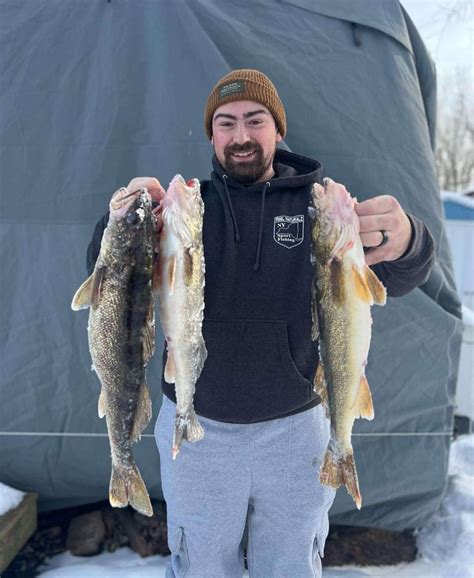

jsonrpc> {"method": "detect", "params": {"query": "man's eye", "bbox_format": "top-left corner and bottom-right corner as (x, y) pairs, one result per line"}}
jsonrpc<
(220, 122), (233, 128)
(249, 119), (263, 126)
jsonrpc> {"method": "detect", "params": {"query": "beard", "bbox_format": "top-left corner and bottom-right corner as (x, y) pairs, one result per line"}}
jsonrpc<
(221, 141), (274, 184)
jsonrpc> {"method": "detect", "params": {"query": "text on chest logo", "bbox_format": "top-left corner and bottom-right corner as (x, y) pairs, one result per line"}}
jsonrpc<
(273, 215), (305, 249)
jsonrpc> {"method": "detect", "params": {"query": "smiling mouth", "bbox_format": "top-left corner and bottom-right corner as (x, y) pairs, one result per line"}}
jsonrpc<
(231, 150), (256, 160)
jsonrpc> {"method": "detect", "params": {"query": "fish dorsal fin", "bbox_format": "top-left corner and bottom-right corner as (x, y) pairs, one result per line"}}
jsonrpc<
(364, 266), (387, 305)
(142, 300), (155, 363)
(71, 274), (94, 310)
(98, 389), (107, 418)
(131, 383), (152, 442)
(167, 256), (177, 296)
(351, 265), (374, 304)
(164, 348), (176, 383)
(353, 375), (374, 421)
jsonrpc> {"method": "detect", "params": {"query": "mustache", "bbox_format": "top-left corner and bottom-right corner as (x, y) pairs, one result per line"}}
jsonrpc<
(225, 141), (262, 155)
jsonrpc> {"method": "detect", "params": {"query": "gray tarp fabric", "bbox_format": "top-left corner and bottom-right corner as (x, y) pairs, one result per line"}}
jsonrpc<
(0, 0), (462, 530)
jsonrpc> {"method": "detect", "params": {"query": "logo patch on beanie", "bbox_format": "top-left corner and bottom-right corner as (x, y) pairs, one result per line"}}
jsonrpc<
(219, 81), (246, 99)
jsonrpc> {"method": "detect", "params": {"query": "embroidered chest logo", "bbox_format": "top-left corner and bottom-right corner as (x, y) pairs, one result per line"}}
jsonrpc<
(273, 215), (304, 249)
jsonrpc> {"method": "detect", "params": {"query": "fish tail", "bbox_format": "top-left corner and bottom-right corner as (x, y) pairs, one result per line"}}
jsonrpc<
(172, 409), (204, 460)
(186, 408), (205, 442)
(109, 464), (153, 517)
(319, 444), (362, 509)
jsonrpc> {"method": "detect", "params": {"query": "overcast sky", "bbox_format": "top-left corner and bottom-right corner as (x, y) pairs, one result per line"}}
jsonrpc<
(401, 0), (473, 90)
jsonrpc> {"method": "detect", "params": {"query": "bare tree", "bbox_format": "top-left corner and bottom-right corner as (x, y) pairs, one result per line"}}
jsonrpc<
(435, 69), (474, 192)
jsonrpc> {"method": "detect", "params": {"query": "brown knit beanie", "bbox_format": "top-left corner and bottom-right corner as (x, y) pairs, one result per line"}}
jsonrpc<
(204, 69), (287, 140)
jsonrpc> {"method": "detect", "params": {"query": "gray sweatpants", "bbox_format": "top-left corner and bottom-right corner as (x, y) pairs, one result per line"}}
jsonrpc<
(154, 395), (336, 578)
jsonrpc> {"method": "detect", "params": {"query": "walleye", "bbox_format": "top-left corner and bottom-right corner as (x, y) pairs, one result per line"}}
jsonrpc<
(309, 178), (386, 509)
(156, 175), (206, 460)
(72, 187), (155, 517)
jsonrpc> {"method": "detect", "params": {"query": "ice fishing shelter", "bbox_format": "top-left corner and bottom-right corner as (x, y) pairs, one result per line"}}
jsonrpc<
(0, 0), (462, 530)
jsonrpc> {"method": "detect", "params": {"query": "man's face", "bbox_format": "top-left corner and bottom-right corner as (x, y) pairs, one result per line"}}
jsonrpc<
(211, 100), (282, 184)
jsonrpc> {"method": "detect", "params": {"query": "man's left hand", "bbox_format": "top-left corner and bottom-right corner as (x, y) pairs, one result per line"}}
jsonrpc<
(354, 195), (412, 266)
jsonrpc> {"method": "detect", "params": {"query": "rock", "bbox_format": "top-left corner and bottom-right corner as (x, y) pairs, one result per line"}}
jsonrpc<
(66, 511), (105, 556)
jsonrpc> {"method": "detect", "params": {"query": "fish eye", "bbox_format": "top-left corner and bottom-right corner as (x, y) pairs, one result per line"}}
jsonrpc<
(127, 212), (139, 225)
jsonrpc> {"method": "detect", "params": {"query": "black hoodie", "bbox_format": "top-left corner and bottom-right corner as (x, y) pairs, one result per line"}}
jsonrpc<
(86, 149), (435, 424)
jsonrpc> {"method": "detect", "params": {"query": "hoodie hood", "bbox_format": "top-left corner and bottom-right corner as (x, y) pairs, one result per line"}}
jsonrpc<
(210, 148), (322, 270)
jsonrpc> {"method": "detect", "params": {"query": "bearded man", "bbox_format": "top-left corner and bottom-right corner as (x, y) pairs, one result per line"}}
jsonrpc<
(87, 69), (434, 577)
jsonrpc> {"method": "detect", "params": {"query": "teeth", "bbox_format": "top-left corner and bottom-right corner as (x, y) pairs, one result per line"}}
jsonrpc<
(233, 151), (255, 157)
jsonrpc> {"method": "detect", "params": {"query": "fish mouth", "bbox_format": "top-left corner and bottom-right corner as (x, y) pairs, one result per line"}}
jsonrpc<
(109, 188), (150, 220)
(164, 175), (200, 213)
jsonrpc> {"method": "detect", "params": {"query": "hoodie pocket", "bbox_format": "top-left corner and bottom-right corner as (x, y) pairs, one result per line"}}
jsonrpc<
(193, 319), (313, 422)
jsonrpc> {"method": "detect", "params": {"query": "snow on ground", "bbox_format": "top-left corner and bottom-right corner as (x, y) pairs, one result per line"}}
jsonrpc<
(0, 482), (26, 516)
(37, 435), (474, 578)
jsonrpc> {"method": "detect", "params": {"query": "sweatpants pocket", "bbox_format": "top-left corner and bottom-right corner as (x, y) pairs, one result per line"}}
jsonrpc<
(168, 525), (190, 577)
(315, 514), (330, 558)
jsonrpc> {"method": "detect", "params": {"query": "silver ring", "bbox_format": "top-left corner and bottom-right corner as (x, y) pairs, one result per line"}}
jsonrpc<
(378, 230), (389, 247)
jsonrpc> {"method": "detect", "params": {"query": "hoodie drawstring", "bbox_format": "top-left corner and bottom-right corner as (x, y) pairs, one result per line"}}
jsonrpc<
(254, 181), (271, 271)
(222, 175), (241, 242)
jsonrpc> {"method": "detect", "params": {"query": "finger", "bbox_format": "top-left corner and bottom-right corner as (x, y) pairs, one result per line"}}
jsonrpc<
(364, 248), (387, 266)
(127, 177), (166, 203)
(358, 214), (393, 234)
(355, 195), (398, 217)
(360, 231), (386, 248)
(364, 234), (405, 265)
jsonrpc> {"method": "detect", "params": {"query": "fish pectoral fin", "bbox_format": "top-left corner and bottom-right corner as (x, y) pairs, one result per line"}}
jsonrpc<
(352, 265), (373, 304)
(143, 301), (155, 363)
(98, 389), (107, 418)
(167, 256), (177, 296)
(354, 375), (375, 421)
(195, 338), (208, 377)
(90, 266), (106, 309)
(184, 248), (193, 284)
(71, 274), (94, 310)
(152, 257), (161, 294)
(364, 266), (387, 306)
(131, 383), (152, 442)
(164, 349), (176, 383)
(313, 363), (330, 419)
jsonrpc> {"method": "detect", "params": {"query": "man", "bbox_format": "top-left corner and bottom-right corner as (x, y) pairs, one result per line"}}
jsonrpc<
(87, 69), (434, 577)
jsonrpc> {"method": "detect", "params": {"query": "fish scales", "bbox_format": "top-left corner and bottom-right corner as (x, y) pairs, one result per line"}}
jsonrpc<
(309, 178), (386, 509)
(72, 188), (156, 517)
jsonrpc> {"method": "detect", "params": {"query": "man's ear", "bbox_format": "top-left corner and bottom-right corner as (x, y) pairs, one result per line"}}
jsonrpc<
(276, 131), (282, 144)
(211, 136), (214, 145)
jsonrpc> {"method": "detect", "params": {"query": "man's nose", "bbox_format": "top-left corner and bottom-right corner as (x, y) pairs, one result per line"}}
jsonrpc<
(233, 122), (251, 144)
